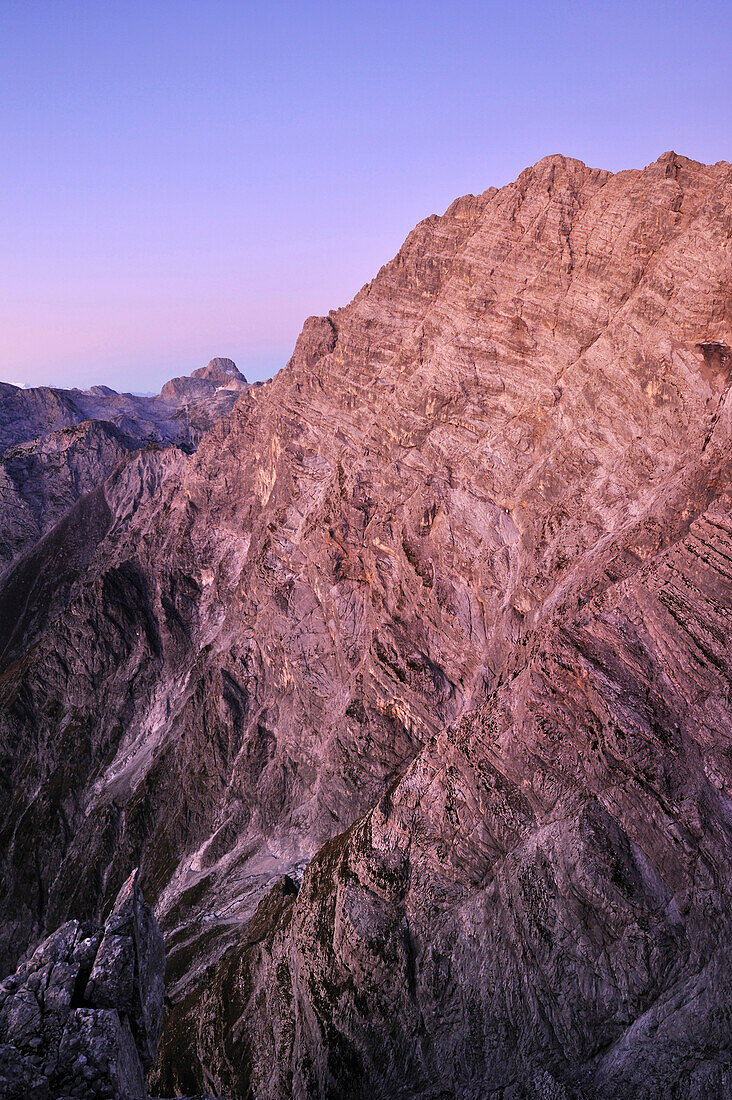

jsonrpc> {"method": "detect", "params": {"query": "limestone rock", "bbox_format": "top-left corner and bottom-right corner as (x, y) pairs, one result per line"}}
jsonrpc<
(0, 360), (250, 575)
(191, 359), (247, 386)
(160, 359), (248, 403)
(85, 871), (165, 1071)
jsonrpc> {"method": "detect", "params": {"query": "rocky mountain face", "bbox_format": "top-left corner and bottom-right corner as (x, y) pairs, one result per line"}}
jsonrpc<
(0, 152), (730, 1099)
(0, 360), (248, 574)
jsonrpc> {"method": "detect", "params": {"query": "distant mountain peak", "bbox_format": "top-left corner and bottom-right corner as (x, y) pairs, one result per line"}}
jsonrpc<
(191, 357), (247, 384)
(159, 358), (248, 402)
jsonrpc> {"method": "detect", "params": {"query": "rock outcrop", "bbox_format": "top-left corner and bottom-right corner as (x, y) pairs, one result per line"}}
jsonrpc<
(160, 358), (247, 402)
(0, 152), (731, 1097)
(0, 870), (164, 1100)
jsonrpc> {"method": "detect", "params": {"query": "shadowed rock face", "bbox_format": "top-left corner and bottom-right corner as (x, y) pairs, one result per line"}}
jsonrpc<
(1, 152), (731, 1098)
(0, 869), (164, 1100)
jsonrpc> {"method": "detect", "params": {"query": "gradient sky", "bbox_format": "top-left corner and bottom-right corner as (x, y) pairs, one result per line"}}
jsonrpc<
(2, 0), (730, 391)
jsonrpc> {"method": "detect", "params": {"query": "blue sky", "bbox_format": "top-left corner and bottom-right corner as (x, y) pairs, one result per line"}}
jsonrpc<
(1, 0), (730, 390)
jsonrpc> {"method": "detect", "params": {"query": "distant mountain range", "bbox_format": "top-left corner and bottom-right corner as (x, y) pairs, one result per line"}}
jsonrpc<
(0, 358), (250, 575)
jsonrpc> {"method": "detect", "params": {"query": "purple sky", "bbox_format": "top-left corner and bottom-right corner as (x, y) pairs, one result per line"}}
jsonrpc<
(2, 0), (730, 391)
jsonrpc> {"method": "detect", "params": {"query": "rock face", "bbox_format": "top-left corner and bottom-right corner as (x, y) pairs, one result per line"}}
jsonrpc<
(160, 358), (248, 403)
(0, 869), (164, 1100)
(0, 152), (731, 1098)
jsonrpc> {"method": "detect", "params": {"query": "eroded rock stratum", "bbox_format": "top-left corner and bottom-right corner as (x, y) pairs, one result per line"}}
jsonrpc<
(1, 151), (731, 1098)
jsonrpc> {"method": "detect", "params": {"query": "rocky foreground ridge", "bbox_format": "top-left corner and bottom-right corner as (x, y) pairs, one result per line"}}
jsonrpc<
(0, 870), (219, 1099)
(1, 152), (731, 1098)
(1, 869), (160, 1098)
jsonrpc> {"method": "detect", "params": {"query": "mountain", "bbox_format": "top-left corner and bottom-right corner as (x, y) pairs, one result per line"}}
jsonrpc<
(0, 152), (731, 1099)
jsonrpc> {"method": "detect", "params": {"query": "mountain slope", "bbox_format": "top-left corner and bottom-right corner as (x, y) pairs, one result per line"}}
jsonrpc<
(0, 152), (730, 1098)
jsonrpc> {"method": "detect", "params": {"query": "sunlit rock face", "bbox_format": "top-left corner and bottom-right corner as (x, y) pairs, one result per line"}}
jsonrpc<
(1, 152), (731, 1099)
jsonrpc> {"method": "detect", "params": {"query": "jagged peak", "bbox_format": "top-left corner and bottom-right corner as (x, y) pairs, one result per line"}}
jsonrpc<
(191, 357), (247, 384)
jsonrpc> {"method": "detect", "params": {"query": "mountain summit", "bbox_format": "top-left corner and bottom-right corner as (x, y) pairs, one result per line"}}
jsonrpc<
(192, 357), (247, 385)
